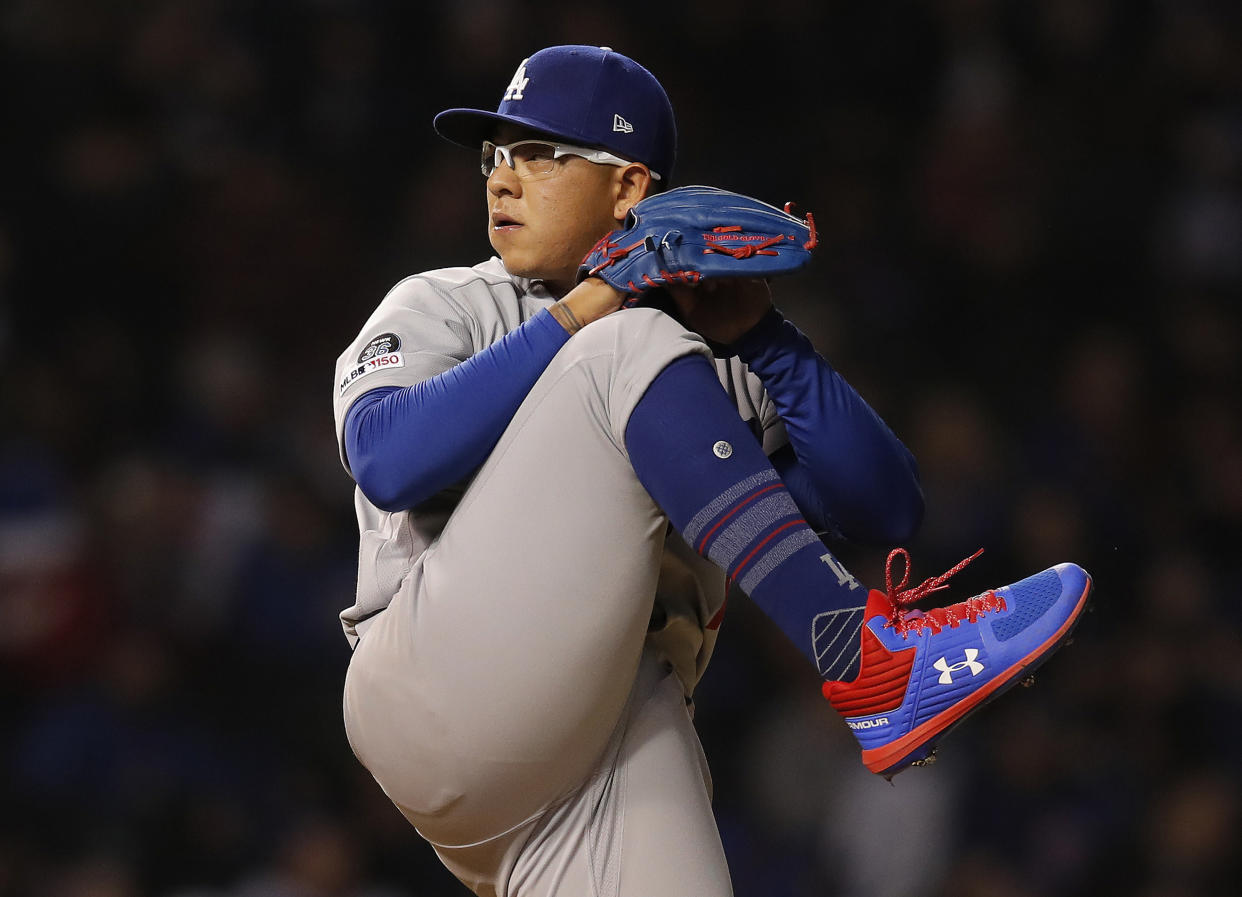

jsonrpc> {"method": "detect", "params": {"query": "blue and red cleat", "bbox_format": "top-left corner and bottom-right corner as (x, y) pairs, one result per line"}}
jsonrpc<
(824, 548), (1092, 779)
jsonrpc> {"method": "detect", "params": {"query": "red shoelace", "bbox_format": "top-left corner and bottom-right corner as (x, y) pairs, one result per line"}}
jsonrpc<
(883, 547), (1006, 637)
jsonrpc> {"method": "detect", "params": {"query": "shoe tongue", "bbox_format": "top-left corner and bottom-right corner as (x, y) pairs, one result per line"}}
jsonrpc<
(865, 587), (896, 617)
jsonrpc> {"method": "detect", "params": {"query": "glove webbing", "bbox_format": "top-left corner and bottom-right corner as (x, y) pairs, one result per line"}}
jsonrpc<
(785, 202), (819, 250)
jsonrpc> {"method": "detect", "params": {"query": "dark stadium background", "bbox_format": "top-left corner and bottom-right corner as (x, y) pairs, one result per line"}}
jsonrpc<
(2, 2), (1239, 895)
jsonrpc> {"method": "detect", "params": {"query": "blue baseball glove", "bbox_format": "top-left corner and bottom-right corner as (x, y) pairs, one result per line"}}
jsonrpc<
(578, 185), (817, 305)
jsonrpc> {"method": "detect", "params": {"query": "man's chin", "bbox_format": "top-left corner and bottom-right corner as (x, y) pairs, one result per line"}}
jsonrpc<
(496, 254), (532, 277)
(491, 243), (529, 274)
(497, 254), (571, 286)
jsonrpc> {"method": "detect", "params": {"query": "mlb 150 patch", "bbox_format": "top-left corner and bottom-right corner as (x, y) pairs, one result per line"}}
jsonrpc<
(337, 340), (404, 392)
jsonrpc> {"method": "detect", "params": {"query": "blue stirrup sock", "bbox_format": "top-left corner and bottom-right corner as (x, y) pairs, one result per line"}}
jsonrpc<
(625, 354), (868, 683)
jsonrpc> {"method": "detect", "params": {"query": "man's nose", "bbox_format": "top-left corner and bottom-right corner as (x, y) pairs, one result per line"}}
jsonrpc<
(486, 160), (521, 197)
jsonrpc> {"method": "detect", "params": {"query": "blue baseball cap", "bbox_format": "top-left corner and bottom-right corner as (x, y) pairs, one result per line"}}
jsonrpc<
(434, 45), (677, 182)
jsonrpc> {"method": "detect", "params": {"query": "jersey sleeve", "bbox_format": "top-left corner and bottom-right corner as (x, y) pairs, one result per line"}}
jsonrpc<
(333, 274), (477, 449)
(332, 271), (574, 512)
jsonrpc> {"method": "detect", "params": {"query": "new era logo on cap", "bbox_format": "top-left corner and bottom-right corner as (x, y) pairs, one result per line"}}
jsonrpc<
(613, 114), (634, 133)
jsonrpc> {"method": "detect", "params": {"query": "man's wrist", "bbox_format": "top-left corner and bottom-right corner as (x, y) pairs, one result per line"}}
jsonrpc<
(549, 300), (585, 335)
(551, 278), (626, 334)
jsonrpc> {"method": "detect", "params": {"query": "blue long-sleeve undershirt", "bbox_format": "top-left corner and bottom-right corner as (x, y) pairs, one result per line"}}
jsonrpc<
(345, 303), (923, 545)
(343, 308), (569, 511)
(735, 307), (924, 545)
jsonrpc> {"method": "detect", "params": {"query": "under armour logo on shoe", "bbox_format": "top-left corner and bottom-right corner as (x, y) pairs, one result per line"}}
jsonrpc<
(933, 648), (984, 684)
(613, 114), (634, 133)
(504, 59), (530, 101)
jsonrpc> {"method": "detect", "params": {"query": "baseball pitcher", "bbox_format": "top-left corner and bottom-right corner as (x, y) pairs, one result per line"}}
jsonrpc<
(332, 45), (1092, 897)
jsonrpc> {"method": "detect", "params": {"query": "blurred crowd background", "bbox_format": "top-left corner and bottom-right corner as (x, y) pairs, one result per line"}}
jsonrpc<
(2, 1), (1240, 895)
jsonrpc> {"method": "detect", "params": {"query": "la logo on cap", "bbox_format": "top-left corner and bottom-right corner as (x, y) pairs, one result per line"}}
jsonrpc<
(504, 58), (530, 101)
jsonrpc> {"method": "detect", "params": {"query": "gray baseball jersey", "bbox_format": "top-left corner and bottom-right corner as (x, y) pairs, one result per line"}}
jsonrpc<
(333, 256), (787, 695)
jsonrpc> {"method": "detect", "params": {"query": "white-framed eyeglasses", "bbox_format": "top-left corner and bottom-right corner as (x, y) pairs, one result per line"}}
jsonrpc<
(481, 139), (661, 181)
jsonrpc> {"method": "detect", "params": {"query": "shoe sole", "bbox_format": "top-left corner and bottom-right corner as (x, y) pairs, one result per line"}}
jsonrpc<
(863, 571), (1094, 779)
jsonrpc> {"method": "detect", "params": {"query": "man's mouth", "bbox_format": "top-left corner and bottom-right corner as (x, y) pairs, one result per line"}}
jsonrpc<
(491, 211), (522, 231)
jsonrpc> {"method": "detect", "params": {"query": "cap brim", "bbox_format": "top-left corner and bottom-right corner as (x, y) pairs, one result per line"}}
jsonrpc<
(433, 108), (578, 149)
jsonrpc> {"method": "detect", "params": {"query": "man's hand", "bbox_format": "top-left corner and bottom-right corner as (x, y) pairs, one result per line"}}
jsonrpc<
(668, 278), (772, 346)
(550, 277), (626, 334)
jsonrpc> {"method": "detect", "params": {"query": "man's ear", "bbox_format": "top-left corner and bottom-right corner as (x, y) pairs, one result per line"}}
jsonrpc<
(613, 163), (653, 222)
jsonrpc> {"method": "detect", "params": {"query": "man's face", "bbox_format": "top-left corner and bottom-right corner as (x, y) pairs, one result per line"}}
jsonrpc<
(485, 127), (625, 293)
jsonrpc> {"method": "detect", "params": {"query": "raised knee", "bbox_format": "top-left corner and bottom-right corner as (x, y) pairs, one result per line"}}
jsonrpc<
(536, 308), (711, 445)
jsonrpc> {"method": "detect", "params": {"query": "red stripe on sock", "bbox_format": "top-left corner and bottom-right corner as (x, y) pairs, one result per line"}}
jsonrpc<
(727, 518), (806, 584)
(695, 483), (785, 554)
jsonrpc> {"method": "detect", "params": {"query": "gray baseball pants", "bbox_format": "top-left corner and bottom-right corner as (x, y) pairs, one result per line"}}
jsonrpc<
(342, 310), (734, 897)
